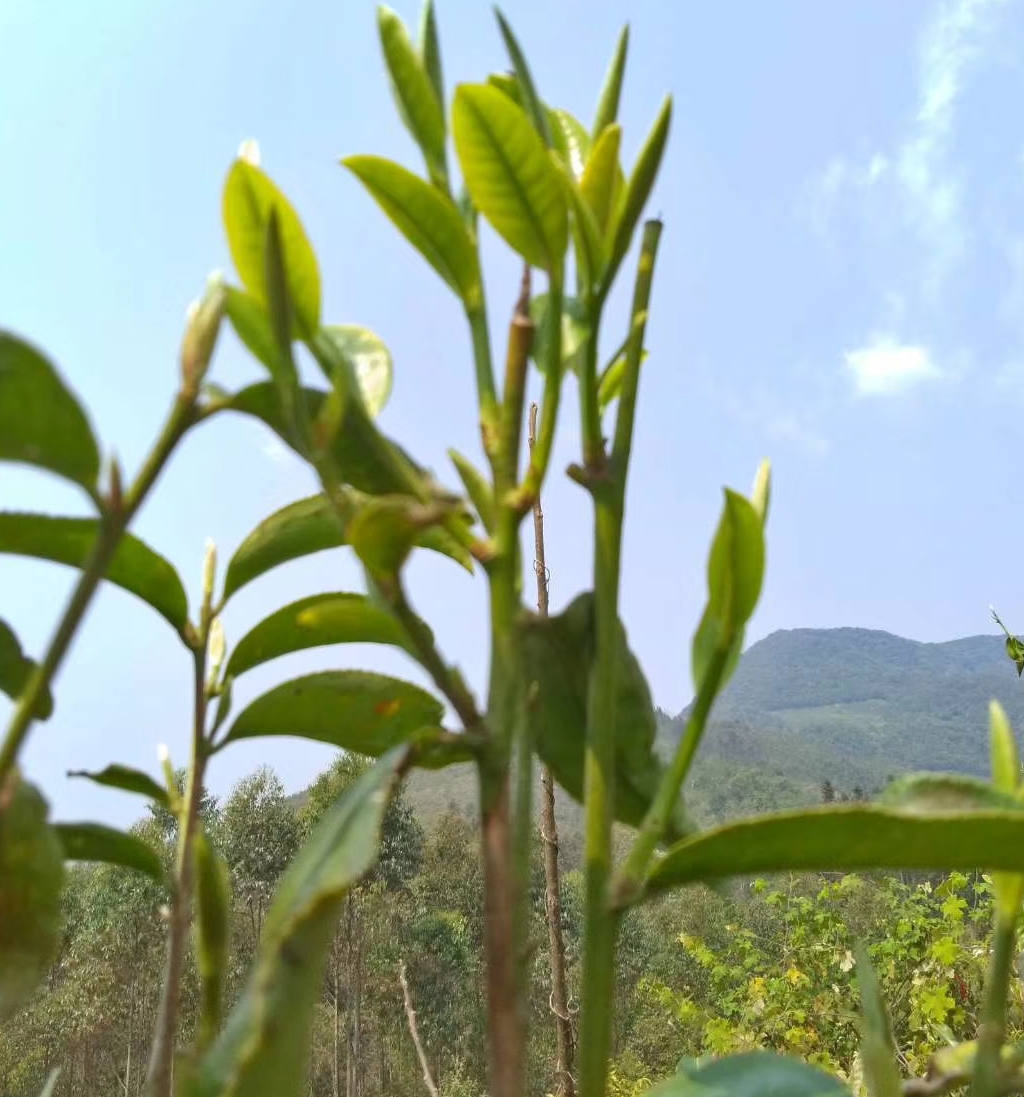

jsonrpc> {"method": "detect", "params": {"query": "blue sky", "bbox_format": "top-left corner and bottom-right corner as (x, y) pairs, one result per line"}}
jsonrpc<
(3, 0), (1024, 824)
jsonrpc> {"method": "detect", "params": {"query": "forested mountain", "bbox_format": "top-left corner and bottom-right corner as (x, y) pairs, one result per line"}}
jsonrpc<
(405, 628), (1022, 838)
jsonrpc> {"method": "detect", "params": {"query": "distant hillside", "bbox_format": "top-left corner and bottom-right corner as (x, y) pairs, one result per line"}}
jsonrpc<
(297, 627), (1024, 848)
(667, 628), (1024, 791)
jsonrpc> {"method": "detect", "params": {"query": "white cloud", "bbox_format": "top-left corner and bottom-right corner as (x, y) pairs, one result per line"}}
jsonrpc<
(844, 337), (940, 398)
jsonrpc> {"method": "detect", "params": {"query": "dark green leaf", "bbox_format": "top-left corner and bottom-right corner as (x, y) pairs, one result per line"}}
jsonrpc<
(448, 448), (495, 533)
(222, 491), (468, 604)
(494, 10), (552, 146)
(223, 671), (444, 755)
(453, 84), (568, 272)
(0, 514), (189, 634)
(222, 158), (321, 338)
(591, 25), (629, 141)
(226, 593), (411, 679)
(0, 333), (100, 495)
(186, 749), (406, 1097)
(67, 765), (168, 807)
(54, 822), (163, 882)
(647, 804), (1024, 894)
(320, 325), (392, 419)
(417, 0), (445, 110)
(521, 592), (695, 841)
(606, 95), (672, 292)
(378, 5), (448, 186)
(345, 156), (482, 305)
(649, 1051), (850, 1096)
(0, 778), (63, 1019)
(0, 617), (53, 720)
(193, 828), (232, 1049)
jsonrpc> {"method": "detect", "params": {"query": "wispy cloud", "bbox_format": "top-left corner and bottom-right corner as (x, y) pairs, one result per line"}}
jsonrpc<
(711, 383), (830, 458)
(844, 337), (941, 398)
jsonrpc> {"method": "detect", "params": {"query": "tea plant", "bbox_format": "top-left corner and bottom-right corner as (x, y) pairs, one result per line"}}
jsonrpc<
(7, 5), (1024, 1096)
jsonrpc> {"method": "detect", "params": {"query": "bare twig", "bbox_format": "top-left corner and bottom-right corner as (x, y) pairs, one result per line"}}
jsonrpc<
(398, 961), (439, 1097)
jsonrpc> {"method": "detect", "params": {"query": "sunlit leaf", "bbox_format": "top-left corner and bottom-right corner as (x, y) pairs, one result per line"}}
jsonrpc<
(67, 764), (169, 807)
(591, 25), (629, 141)
(55, 822), (164, 882)
(879, 773), (1024, 814)
(224, 286), (279, 374)
(548, 108), (590, 181)
(597, 347), (648, 411)
(417, 0), (444, 110)
(0, 617), (53, 720)
(226, 593), (410, 679)
(453, 84), (567, 272)
(651, 1050), (850, 1096)
(855, 948), (902, 1097)
(521, 592), (695, 840)
(223, 671), (444, 755)
(186, 749), (405, 1097)
(0, 777), (63, 1019)
(320, 325), (392, 419)
(494, 9), (552, 146)
(581, 123), (624, 238)
(377, 5), (447, 186)
(605, 96), (672, 292)
(647, 803), (1024, 894)
(554, 158), (603, 290)
(221, 491), (468, 604)
(222, 159), (321, 338)
(0, 333), (100, 496)
(0, 513), (189, 634)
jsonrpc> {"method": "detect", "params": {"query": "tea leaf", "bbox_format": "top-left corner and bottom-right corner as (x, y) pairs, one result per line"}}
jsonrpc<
(647, 804), (1024, 894)
(185, 749), (405, 1097)
(548, 108), (590, 181)
(54, 822), (164, 882)
(855, 948), (902, 1097)
(448, 449), (495, 533)
(67, 764), (169, 807)
(193, 828), (232, 1048)
(650, 1050), (850, 1096)
(606, 95), (672, 292)
(417, 0), (444, 109)
(581, 123), (624, 237)
(521, 592), (694, 840)
(990, 700), (1021, 795)
(879, 773), (1024, 814)
(691, 489), (765, 695)
(353, 157), (481, 306)
(597, 348), (648, 411)
(222, 159), (321, 338)
(226, 593), (410, 679)
(377, 5), (447, 186)
(554, 159), (603, 289)
(0, 513), (189, 634)
(221, 491), (468, 604)
(319, 325), (392, 419)
(494, 10), (552, 146)
(0, 617), (53, 720)
(223, 287), (281, 376)
(591, 25), (629, 141)
(348, 495), (457, 579)
(530, 294), (590, 377)
(223, 671), (444, 755)
(0, 333), (100, 497)
(0, 777), (63, 1019)
(453, 84), (567, 272)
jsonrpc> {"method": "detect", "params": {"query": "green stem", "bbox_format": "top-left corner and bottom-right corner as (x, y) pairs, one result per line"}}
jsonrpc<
(0, 394), (198, 784)
(468, 304), (500, 470)
(517, 277), (563, 510)
(145, 634), (210, 1097)
(973, 914), (1019, 1097)
(578, 222), (663, 1097)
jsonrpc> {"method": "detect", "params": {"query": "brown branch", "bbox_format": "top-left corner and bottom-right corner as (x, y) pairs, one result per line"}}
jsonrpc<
(398, 961), (439, 1097)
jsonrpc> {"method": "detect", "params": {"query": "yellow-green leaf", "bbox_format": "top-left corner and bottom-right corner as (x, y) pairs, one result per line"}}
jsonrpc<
(453, 84), (567, 272)
(377, 5), (447, 186)
(222, 159), (321, 338)
(320, 325), (392, 419)
(343, 155), (481, 306)
(591, 25), (629, 141)
(581, 123), (623, 237)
